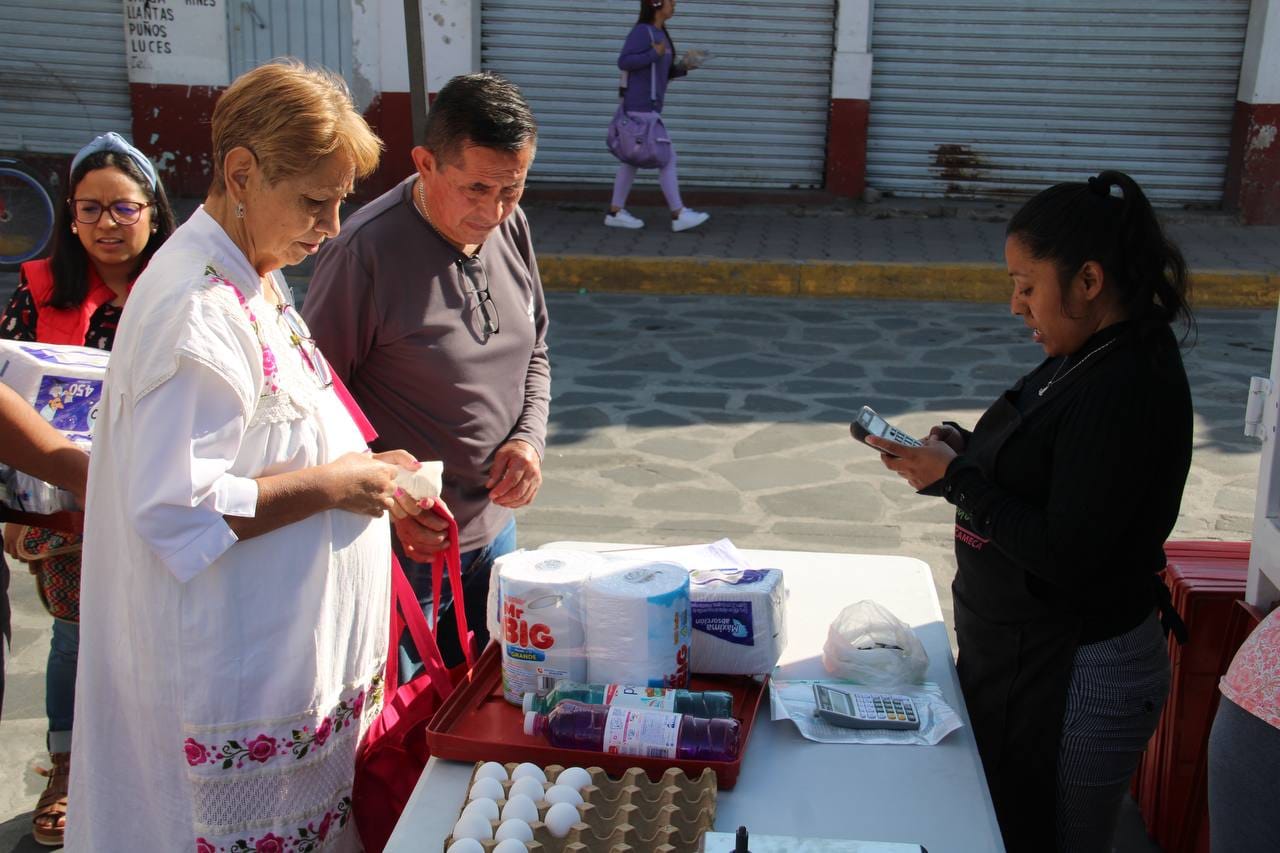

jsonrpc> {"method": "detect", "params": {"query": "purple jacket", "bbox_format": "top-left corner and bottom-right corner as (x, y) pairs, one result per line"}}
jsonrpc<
(618, 23), (687, 113)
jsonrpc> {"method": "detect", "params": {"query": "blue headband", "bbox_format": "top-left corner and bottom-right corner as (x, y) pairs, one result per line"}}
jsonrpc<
(69, 132), (159, 192)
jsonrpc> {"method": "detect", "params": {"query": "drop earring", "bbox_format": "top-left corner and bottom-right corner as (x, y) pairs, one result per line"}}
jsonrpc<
(235, 201), (245, 219)
(70, 224), (78, 234)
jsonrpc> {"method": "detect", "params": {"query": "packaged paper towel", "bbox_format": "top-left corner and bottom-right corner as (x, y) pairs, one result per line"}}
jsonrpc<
(688, 566), (787, 675)
(0, 340), (105, 514)
(493, 549), (604, 705)
(0, 339), (108, 448)
(584, 560), (692, 688)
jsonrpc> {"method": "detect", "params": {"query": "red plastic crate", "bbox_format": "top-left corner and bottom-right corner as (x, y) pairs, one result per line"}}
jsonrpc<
(425, 642), (768, 788)
(1132, 542), (1252, 853)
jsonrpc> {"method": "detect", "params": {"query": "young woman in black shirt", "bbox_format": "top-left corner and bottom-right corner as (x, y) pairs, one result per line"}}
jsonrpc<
(871, 170), (1193, 853)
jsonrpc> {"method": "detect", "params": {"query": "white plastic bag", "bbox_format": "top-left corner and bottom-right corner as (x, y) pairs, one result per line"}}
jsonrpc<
(821, 600), (929, 685)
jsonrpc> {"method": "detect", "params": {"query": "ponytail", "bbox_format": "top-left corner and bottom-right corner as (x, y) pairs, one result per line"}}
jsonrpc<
(1007, 170), (1194, 342)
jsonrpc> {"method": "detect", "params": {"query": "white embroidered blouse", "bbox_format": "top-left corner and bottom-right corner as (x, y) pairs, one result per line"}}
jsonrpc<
(68, 207), (390, 852)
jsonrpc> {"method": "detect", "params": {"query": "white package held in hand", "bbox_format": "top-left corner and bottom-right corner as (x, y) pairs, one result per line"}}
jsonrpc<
(394, 460), (443, 501)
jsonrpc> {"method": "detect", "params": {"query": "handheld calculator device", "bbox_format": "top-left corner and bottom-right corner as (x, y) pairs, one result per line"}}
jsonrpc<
(849, 406), (922, 456)
(812, 684), (921, 731)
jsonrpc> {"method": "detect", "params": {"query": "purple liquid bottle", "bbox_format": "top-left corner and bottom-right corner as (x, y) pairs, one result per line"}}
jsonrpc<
(523, 700), (740, 761)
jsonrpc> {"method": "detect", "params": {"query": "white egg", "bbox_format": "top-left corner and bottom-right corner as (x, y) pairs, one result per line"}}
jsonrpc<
(447, 839), (486, 853)
(492, 839), (529, 853)
(543, 801), (580, 838)
(555, 766), (592, 791)
(460, 797), (499, 822)
(495, 818), (534, 843)
(500, 793), (539, 824)
(475, 761), (510, 782)
(543, 784), (585, 806)
(510, 762), (547, 784)
(508, 776), (545, 802)
(451, 812), (493, 841)
(468, 776), (505, 802)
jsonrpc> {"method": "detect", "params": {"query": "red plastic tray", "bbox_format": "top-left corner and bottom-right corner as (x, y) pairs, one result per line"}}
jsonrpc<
(426, 642), (767, 789)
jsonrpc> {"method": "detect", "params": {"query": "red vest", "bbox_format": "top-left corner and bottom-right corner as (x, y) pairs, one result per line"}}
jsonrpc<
(19, 259), (122, 346)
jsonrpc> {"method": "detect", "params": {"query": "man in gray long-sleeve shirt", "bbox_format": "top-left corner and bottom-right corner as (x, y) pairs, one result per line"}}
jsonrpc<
(303, 72), (549, 668)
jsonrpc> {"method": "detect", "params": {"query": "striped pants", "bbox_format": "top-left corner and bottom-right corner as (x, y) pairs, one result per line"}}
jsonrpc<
(1057, 612), (1170, 852)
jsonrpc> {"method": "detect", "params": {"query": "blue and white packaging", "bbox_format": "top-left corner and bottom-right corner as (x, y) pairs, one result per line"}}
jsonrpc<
(584, 560), (692, 688)
(688, 566), (788, 675)
(0, 340), (105, 513)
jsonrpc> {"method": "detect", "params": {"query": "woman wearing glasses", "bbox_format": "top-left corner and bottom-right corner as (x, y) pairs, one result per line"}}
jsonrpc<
(65, 62), (426, 851)
(0, 131), (175, 847)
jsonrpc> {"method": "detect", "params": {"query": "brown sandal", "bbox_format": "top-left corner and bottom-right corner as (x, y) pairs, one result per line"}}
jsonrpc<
(32, 752), (69, 847)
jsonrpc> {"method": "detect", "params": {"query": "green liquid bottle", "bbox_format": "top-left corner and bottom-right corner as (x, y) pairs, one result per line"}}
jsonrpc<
(521, 680), (734, 718)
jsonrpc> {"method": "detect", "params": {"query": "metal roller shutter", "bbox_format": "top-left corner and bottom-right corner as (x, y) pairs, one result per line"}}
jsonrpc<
(228, 0), (354, 91)
(0, 0), (133, 154)
(866, 0), (1250, 206)
(481, 0), (836, 188)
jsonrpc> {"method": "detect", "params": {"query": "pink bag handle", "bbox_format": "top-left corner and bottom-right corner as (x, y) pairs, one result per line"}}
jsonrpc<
(427, 501), (476, 671)
(387, 552), (454, 700)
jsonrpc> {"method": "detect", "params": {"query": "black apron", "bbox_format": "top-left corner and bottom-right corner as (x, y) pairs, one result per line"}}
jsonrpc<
(951, 379), (1083, 853)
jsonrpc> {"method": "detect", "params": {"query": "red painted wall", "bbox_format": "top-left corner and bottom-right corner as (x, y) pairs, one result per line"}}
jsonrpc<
(825, 98), (869, 199)
(1224, 101), (1280, 225)
(129, 84), (423, 201)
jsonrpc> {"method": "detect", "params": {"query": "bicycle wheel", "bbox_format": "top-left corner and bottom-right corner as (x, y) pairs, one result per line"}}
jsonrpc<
(0, 162), (56, 271)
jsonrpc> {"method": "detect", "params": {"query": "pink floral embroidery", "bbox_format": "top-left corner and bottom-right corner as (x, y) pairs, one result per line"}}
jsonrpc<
(205, 265), (279, 394)
(214, 797), (352, 853)
(246, 734), (278, 763)
(185, 739), (210, 767)
(183, 674), (383, 771)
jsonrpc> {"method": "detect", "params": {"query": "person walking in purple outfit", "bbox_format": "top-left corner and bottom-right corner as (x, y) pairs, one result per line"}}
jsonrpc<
(605, 0), (710, 232)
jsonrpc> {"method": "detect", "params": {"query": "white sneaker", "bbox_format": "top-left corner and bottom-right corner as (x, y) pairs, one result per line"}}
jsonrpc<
(604, 209), (645, 229)
(671, 208), (710, 232)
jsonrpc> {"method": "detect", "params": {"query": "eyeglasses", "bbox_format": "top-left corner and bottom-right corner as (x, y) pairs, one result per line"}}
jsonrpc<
(276, 302), (334, 388)
(459, 256), (500, 339)
(70, 198), (155, 226)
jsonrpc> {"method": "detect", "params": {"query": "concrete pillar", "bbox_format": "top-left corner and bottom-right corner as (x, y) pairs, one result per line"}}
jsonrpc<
(366, 0), (479, 195)
(1225, 0), (1280, 224)
(826, 0), (873, 199)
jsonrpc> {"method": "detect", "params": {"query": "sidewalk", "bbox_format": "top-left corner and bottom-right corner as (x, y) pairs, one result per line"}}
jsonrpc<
(517, 194), (1280, 307)
(9, 191), (1267, 306)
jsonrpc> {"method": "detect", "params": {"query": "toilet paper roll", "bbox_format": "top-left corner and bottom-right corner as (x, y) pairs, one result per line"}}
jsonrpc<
(584, 561), (691, 688)
(495, 550), (604, 704)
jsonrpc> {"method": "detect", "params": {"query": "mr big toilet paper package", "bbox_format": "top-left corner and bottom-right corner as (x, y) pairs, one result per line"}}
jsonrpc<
(493, 549), (605, 704)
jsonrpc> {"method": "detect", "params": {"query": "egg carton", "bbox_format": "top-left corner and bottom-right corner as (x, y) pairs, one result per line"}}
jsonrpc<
(445, 762), (718, 853)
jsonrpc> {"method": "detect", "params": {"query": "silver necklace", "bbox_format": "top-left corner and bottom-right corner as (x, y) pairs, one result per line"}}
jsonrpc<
(1038, 338), (1116, 397)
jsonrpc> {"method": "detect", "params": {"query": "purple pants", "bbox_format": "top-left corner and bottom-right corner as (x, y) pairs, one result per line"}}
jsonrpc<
(611, 146), (684, 212)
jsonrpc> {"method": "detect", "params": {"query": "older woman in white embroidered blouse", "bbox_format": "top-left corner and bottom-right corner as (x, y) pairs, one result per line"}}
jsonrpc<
(67, 61), (437, 852)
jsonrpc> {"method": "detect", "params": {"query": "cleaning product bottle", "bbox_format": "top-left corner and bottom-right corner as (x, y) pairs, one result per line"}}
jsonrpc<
(521, 680), (734, 718)
(523, 700), (740, 761)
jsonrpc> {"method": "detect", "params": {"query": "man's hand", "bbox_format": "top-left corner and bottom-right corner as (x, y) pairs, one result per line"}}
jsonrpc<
(486, 439), (542, 508)
(393, 496), (453, 556)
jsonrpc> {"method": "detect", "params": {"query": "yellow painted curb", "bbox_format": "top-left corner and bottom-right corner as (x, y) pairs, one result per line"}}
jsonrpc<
(539, 255), (1278, 309)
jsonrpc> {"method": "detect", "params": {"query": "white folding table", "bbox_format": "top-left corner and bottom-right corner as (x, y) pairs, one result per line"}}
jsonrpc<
(385, 544), (1005, 852)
